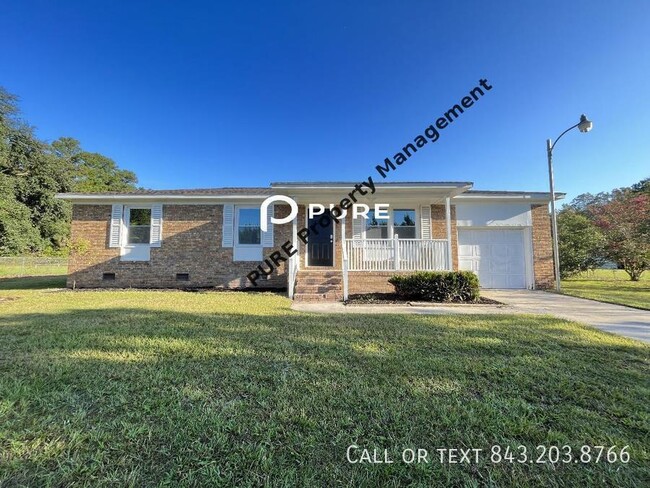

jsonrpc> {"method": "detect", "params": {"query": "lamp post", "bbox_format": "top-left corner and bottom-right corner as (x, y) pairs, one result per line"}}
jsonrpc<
(547, 114), (593, 292)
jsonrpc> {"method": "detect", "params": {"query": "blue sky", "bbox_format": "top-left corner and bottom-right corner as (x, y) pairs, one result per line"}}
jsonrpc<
(2, 0), (648, 202)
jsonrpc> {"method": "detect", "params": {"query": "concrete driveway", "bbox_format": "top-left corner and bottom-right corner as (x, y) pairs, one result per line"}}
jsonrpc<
(482, 290), (650, 343)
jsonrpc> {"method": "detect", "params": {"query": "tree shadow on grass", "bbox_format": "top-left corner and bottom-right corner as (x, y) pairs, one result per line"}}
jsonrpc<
(0, 275), (67, 290)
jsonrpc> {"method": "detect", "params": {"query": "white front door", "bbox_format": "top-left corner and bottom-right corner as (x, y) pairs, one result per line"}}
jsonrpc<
(458, 229), (528, 289)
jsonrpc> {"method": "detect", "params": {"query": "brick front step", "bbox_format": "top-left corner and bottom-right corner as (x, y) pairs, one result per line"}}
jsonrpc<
(298, 270), (340, 277)
(293, 270), (343, 302)
(298, 278), (342, 286)
(295, 284), (342, 294)
(293, 291), (343, 302)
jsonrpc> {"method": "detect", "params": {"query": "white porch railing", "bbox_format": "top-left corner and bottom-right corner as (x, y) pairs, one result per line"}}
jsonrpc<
(344, 237), (450, 272)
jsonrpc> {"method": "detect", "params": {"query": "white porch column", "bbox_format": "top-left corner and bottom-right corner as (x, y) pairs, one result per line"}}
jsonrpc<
(445, 197), (453, 270)
(292, 207), (298, 269)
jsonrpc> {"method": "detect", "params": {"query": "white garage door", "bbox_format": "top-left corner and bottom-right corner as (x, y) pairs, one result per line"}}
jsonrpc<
(458, 229), (528, 289)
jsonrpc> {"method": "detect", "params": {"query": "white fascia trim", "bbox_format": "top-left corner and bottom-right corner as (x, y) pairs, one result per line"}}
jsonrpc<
(453, 195), (564, 203)
(55, 194), (269, 204)
(272, 185), (471, 191)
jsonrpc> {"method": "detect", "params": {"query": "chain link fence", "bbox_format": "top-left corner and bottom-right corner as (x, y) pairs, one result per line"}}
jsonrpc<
(0, 257), (68, 277)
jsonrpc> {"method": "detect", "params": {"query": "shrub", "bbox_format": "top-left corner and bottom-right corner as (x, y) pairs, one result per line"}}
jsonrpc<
(388, 271), (480, 302)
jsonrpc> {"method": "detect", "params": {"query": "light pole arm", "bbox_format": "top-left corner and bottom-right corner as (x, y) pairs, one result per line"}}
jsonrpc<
(549, 122), (580, 153)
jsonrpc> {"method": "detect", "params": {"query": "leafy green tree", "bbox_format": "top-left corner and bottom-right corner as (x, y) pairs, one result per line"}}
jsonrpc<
(0, 86), (140, 256)
(0, 174), (42, 254)
(557, 210), (605, 277)
(52, 137), (138, 193)
(630, 177), (650, 197)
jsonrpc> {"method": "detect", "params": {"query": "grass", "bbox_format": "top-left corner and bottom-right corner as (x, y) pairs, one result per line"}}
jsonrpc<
(0, 258), (67, 278)
(0, 282), (648, 486)
(563, 269), (650, 310)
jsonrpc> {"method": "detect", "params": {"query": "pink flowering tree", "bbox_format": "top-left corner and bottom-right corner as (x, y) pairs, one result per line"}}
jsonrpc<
(591, 192), (649, 281)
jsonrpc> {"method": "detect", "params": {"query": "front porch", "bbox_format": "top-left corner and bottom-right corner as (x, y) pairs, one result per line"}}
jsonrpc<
(290, 237), (452, 302)
(277, 182), (466, 301)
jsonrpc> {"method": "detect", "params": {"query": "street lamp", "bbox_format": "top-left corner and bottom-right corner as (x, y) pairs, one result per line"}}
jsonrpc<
(547, 114), (593, 292)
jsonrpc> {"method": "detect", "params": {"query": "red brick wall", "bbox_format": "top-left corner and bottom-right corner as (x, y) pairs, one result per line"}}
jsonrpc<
(67, 204), (291, 289)
(348, 271), (415, 294)
(431, 204), (458, 269)
(531, 204), (554, 289)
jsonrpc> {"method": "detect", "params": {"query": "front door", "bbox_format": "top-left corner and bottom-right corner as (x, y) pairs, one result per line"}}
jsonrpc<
(307, 210), (334, 266)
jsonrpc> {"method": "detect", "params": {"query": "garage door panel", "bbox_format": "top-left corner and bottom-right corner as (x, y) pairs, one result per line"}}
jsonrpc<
(458, 229), (528, 289)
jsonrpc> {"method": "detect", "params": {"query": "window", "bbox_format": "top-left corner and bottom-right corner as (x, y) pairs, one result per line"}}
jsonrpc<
(366, 209), (389, 238)
(393, 209), (416, 238)
(127, 208), (152, 244)
(237, 207), (261, 245)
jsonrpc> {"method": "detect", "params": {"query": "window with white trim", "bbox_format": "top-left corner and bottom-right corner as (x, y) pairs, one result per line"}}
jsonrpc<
(363, 208), (417, 239)
(366, 209), (389, 238)
(126, 207), (152, 244)
(393, 209), (416, 238)
(236, 207), (261, 245)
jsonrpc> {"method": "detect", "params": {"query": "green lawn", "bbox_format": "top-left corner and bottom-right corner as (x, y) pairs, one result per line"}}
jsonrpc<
(563, 269), (650, 310)
(0, 284), (648, 486)
(0, 258), (67, 279)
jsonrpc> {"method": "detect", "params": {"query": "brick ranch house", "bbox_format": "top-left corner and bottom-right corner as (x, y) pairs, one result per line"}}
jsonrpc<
(57, 181), (562, 301)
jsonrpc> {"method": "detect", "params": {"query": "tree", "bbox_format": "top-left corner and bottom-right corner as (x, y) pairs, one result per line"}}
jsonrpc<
(564, 191), (611, 215)
(0, 86), (140, 256)
(0, 174), (42, 254)
(591, 192), (649, 281)
(630, 177), (650, 197)
(557, 210), (606, 277)
(52, 137), (138, 193)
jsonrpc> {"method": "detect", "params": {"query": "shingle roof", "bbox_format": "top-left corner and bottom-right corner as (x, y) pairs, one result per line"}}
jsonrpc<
(271, 181), (473, 187)
(64, 187), (273, 196)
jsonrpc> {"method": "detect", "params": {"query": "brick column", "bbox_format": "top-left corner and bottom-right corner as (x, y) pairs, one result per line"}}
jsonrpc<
(531, 204), (554, 289)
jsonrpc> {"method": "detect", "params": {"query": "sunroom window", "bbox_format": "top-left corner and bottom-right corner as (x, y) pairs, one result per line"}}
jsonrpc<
(393, 209), (416, 238)
(127, 208), (152, 244)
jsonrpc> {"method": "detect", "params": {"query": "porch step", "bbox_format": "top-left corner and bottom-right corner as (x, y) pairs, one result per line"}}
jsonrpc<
(293, 291), (343, 302)
(293, 269), (343, 302)
(299, 277), (341, 286)
(298, 270), (340, 277)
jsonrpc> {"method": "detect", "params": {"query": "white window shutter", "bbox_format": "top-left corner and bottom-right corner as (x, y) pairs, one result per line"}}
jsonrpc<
(222, 204), (234, 247)
(150, 204), (163, 247)
(353, 215), (364, 239)
(109, 204), (123, 248)
(262, 204), (274, 247)
(352, 215), (364, 247)
(420, 205), (432, 239)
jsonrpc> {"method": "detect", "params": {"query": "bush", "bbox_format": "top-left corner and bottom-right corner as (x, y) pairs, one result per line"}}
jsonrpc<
(388, 271), (480, 302)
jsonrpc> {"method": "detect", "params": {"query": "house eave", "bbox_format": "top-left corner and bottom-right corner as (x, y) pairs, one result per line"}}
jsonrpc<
(55, 193), (271, 204)
(453, 191), (565, 203)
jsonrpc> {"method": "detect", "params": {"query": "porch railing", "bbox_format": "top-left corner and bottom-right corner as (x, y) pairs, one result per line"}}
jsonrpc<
(344, 237), (450, 272)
